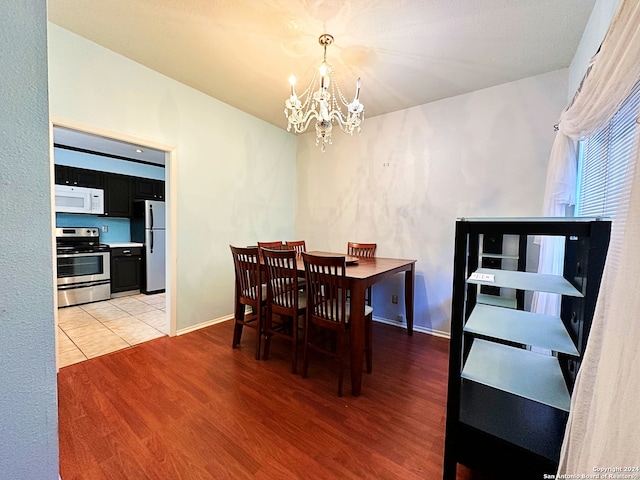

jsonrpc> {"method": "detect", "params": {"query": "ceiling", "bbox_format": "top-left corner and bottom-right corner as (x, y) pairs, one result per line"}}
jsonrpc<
(53, 127), (167, 165)
(47, 0), (596, 131)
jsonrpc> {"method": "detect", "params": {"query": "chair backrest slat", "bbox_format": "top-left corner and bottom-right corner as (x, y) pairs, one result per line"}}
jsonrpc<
(347, 242), (376, 258)
(258, 241), (288, 261)
(230, 245), (262, 303)
(263, 248), (298, 309)
(302, 253), (348, 325)
(285, 240), (306, 254)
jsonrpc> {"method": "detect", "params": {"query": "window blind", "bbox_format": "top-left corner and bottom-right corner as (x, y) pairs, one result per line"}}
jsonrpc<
(576, 80), (640, 219)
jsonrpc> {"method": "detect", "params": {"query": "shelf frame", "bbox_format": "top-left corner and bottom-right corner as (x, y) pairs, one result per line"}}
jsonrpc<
(443, 217), (611, 480)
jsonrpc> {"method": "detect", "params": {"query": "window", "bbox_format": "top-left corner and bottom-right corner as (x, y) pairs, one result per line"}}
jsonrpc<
(576, 81), (640, 219)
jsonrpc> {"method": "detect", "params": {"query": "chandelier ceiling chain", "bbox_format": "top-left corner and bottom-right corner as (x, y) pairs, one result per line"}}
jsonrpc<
(284, 34), (365, 152)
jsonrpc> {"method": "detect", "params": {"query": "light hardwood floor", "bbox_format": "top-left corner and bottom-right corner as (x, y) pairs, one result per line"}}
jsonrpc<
(57, 293), (166, 367)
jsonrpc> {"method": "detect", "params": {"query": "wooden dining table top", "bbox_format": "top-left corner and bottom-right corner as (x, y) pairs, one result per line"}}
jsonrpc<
(298, 251), (416, 280)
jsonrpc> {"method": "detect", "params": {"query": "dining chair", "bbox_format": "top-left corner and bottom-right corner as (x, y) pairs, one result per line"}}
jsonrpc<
(229, 245), (266, 360)
(285, 240), (306, 254)
(347, 242), (377, 258)
(262, 248), (306, 374)
(347, 242), (377, 306)
(301, 252), (373, 396)
(283, 240), (307, 289)
(257, 241), (287, 261)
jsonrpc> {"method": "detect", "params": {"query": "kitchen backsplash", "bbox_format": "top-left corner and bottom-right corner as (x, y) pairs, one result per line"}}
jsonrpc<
(56, 213), (131, 243)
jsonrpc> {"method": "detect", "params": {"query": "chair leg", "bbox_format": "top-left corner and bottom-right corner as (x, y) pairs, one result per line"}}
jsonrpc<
(302, 320), (311, 379)
(263, 309), (272, 361)
(291, 315), (298, 375)
(365, 313), (373, 374)
(255, 309), (262, 361)
(337, 332), (345, 397)
(232, 300), (244, 348)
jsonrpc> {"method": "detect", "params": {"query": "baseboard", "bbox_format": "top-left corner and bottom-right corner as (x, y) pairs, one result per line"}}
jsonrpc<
(373, 316), (451, 339)
(176, 314), (234, 336)
(175, 313), (451, 340)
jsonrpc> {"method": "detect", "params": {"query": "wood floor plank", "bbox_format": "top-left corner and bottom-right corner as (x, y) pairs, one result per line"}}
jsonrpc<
(59, 320), (487, 479)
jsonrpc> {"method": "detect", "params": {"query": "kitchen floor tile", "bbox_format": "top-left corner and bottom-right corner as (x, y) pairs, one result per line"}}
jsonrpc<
(73, 331), (131, 359)
(138, 294), (165, 306)
(134, 310), (167, 330)
(57, 293), (167, 368)
(58, 312), (101, 330)
(108, 321), (164, 346)
(57, 329), (78, 353)
(90, 306), (131, 322)
(116, 302), (157, 316)
(59, 347), (88, 368)
(62, 322), (112, 339)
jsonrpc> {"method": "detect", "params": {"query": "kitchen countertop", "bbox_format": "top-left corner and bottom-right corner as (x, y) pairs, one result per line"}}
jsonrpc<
(105, 242), (144, 248)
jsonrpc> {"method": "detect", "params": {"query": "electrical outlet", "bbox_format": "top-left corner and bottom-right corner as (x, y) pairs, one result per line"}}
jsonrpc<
(396, 314), (404, 323)
(391, 294), (398, 304)
(101, 225), (108, 233)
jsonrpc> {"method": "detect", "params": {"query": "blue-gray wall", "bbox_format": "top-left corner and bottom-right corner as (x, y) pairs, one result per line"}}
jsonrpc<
(0, 1), (59, 478)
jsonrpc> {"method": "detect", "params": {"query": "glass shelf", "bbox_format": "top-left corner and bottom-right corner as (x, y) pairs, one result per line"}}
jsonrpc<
(476, 293), (517, 309)
(464, 304), (579, 355)
(467, 268), (583, 297)
(480, 253), (519, 260)
(461, 339), (571, 412)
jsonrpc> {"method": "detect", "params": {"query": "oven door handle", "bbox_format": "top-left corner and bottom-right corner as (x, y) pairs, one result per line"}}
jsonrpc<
(57, 252), (109, 259)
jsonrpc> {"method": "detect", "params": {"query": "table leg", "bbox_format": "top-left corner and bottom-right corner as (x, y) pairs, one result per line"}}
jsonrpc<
(349, 284), (366, 396)
(405, 264), (415, 336)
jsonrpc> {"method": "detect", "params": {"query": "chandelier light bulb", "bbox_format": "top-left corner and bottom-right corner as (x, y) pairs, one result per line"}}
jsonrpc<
(289, 75), (296, 97)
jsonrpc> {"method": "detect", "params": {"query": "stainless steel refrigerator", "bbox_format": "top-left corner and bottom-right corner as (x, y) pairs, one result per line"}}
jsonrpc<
(131, 200), (166, 294)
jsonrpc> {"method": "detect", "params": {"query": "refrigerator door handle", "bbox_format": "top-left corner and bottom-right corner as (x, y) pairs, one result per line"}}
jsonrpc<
(149, 204), (154, 230)
(150, 230), (154, 253)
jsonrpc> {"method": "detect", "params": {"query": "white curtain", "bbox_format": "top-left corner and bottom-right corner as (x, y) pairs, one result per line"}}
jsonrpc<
(543, 0), (640, 472)
(531, 135), (577, 316)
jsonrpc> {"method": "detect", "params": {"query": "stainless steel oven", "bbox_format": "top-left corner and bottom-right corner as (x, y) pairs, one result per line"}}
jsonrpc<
(56, 227), (111, 307)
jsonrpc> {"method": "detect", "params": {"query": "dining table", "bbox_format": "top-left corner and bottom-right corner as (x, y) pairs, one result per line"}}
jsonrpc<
(302, 251), (417, 396)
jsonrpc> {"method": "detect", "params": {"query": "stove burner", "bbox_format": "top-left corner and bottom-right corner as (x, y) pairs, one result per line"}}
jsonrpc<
(55, 227), (108, 255)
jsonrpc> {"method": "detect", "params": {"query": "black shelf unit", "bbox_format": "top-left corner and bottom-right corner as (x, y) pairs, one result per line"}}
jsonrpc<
(443, 217), (610, 480)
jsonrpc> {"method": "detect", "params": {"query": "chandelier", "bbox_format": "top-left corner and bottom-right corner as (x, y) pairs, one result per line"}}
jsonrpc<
(284, 34), (364, 152)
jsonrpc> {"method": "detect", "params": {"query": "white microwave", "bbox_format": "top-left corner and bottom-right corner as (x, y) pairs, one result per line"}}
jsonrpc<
(55, 185), (104, 214)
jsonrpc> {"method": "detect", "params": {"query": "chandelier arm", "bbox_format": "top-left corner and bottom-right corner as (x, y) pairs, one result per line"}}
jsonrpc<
(290, 108), (321, 133)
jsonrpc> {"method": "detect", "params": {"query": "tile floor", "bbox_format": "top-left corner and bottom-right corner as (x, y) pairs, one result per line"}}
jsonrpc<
(57, 293), (166, 368)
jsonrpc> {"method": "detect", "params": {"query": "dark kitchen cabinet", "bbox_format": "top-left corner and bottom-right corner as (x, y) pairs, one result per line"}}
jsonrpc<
(104, 173), (133, 218)
(110, 247), (142, 294)
(443, 218), (610, 480)
(55, 165), (104, 189)
(134, 177), (165, 200)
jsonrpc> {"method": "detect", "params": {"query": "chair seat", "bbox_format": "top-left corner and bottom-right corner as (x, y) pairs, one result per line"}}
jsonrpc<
(312, 299), (373, 323)
(273, 290), (307, 310)
(243, 284), (268, 300)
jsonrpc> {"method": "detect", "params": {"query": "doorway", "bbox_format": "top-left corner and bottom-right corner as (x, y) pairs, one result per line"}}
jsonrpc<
(52, 123), (176, 368)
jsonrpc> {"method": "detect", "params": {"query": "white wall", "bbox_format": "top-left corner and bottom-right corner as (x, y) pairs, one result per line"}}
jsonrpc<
(0, 1), (59, 478)
(295, 69), (568, 335)
(568, 0), (621, 98)
(47, 24), (297, 331)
